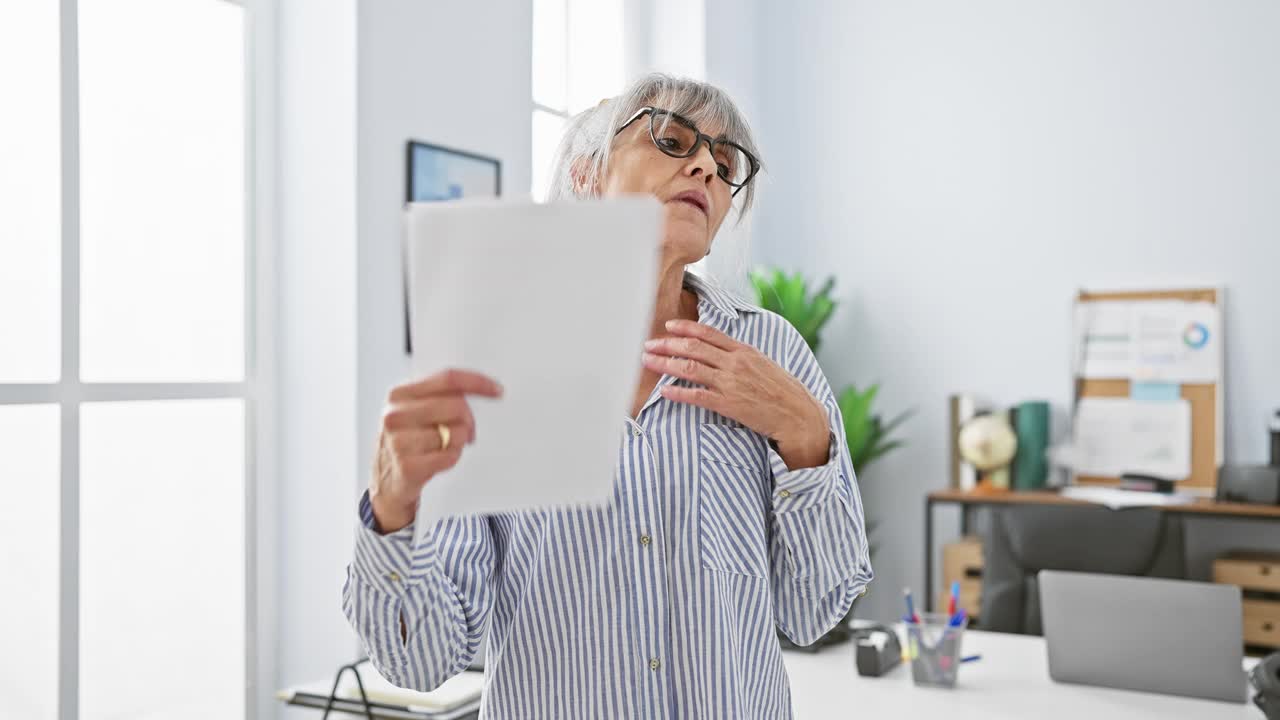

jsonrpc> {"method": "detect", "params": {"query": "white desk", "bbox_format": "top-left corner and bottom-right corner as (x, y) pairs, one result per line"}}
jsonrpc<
(783, 630), (1258, 719)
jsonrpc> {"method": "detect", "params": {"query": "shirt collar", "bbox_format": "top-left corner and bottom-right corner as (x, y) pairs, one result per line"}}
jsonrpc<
(682, 269), (760, 324)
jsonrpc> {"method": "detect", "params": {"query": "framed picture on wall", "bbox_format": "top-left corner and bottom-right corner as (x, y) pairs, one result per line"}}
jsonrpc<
(403, 140), (502, 354)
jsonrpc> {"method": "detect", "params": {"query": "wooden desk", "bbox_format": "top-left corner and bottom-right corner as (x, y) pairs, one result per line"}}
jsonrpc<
(924, 490), (1280, 611)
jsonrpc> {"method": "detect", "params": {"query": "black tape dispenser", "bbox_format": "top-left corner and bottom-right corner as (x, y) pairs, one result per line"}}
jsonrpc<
(853, 623), (903, 677)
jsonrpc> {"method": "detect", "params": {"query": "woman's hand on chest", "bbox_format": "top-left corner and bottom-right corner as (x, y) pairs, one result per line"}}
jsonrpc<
(641, 319), (831, 470)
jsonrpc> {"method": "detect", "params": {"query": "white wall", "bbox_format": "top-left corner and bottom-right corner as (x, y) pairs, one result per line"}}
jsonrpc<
(741, 0), (1280, 622)
(699, 0), (759, 299)
(704, 0), (757, 130)
(275, 0), (358, 713)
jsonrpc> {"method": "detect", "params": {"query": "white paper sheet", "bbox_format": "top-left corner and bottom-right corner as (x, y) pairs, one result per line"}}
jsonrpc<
(1074, 301), (1133, 379)
(1132, 300), (1219, 383)
(1059, 486), (1196, 510)
(1073, 299), (1220, 382)
(404, 197), (661, 541)
(1072, 397), (1191, 480)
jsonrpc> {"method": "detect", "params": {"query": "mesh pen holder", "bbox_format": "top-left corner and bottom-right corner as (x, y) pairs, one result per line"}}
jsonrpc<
(903, 612), (968, 688)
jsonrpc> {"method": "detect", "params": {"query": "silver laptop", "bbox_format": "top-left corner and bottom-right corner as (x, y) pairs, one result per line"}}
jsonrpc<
(1039, 570), (1246, 703)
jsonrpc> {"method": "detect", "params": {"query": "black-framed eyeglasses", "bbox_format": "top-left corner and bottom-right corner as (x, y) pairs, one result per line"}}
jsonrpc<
(614, 106), (760, 197)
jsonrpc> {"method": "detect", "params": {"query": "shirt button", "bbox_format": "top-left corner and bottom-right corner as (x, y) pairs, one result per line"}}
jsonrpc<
(779, 489), (791, 499)
(649, 657), (661, 671)
(639, 534), (651, 546)
(385, 571), (401, 583)
(632, 426), (643, 437)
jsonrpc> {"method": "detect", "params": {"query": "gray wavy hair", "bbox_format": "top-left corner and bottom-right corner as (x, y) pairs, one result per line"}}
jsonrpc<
(543, 73), (764, 227)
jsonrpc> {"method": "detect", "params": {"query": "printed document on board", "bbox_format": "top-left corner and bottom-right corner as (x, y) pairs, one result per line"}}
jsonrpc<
(1072, 397), (1192, 480)
(1074, 299), (1220, 382)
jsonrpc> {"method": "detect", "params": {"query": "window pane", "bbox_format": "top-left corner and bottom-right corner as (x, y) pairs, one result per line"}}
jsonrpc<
(81, 398), (245, 720)
(0, 2), (61, 383)
(533, 0), (567, 111)
(532, 109), (567, 202)
(0, 405), (60, 719)
(79, 0), (245, 383)
(566, 0), (624, 113)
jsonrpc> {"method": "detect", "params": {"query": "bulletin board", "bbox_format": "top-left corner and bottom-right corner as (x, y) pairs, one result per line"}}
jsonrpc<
(1072, 287), (1224, 495)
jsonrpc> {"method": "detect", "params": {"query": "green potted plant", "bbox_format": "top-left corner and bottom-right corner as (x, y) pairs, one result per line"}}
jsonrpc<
(750, 268), (911, 650)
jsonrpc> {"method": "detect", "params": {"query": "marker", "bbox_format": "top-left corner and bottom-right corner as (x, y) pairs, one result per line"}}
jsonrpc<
(948, 608), (968, 628)
(948, 581), (959, 618)
(903, 588), (920, 624)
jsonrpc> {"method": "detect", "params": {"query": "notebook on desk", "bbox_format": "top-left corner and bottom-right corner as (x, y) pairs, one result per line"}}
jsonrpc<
(276, 660), (483, 719)
(281, 694), (479, 720)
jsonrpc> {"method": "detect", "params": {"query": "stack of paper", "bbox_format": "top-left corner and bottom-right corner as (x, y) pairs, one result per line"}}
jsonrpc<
(1060, 486), (1196, 510)
(276, 663), (484, 717)
(338, 665), (482, 711)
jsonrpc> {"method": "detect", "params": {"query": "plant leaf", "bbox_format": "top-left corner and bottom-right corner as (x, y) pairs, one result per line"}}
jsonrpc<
(860, 439), (904, 469)
(879, 408), (914, 437)
(750, 269), (783, 314)
(780, 272), (805, 316)
(814, 275), (836, 301)
(841, 384), (878, 465)
(749, 267), (840, 354)
(798, 295), (835, 350)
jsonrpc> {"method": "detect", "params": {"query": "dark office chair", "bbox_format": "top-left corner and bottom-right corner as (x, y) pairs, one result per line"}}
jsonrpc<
(979, 503), (1186, 634)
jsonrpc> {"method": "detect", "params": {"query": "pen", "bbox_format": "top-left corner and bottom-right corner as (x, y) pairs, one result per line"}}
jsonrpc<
(903, 587), (920, 624)
(948, 608), (968, 628)
(962, 654), (982, 663)
(948, 581), (959, 618)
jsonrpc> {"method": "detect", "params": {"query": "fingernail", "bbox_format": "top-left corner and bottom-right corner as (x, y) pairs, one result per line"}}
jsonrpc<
(643, 339), (659, 349)
(665, 319), (678, 329)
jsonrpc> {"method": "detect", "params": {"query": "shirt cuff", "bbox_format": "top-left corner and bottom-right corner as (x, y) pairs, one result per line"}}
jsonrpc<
(768, 430), (841, 512)
(350, 489), (421, 596)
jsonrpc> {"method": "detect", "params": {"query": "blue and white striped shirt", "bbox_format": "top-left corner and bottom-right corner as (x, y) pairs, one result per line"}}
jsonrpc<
(342, 270), (873, 719)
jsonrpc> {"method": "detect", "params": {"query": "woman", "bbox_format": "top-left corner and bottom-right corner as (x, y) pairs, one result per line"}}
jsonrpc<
(343, 73), (872, 719)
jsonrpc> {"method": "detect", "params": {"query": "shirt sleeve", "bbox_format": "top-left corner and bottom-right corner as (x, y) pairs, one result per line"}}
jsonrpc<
(767, 319), (874, 647)
(341, 489), (497, 690)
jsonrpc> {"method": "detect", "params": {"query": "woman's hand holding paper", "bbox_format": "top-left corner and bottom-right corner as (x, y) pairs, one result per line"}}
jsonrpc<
(369, 368), (504, 533)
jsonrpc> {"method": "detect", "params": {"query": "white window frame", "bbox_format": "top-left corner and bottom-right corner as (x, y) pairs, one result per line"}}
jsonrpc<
(533, 102), (570, 124)
(531, 0), (570, 201)
(532, 97), (571, 200)
(532, 0), (628, 200)
(0, 1), (275, 717)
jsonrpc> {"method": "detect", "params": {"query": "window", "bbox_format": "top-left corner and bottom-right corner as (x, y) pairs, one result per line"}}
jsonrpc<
(0, 4), (63, 717)
(531, 0), (625, 201)
(0, 1), (256, 718)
